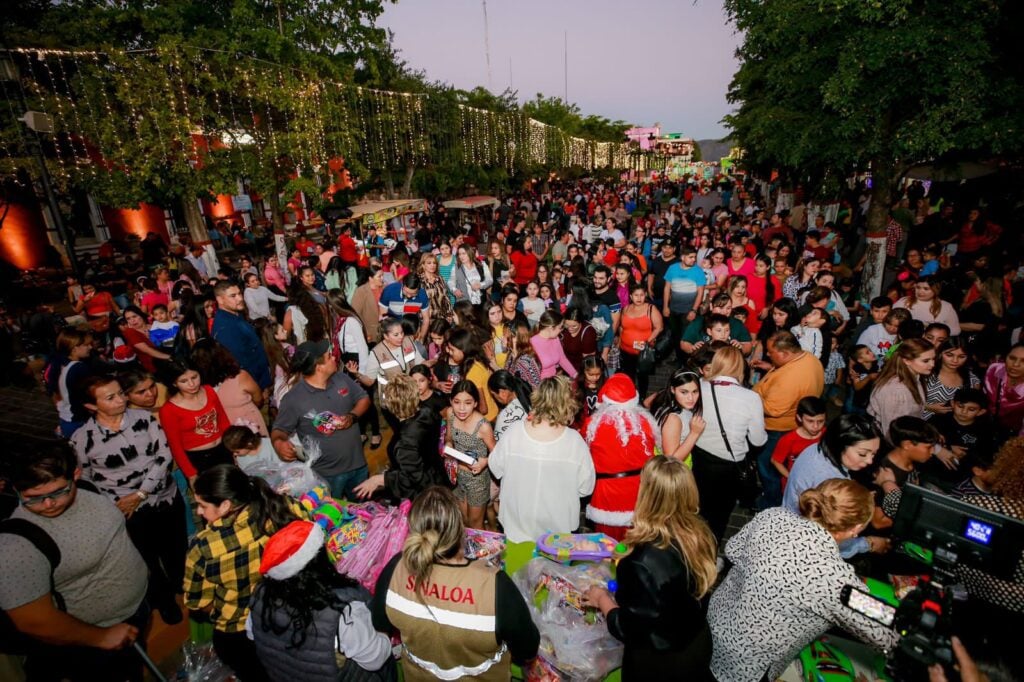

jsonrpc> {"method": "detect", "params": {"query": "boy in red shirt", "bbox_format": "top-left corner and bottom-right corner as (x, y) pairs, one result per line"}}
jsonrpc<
(771, 396), (827, 492)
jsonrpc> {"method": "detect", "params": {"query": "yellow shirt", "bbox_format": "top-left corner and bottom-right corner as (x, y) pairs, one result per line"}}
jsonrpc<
(466, 361), (498, 422)
(753, 352), (825, 431)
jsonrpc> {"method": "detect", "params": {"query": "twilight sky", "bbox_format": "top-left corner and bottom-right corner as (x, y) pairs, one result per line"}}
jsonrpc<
(379, 0), (741, 140)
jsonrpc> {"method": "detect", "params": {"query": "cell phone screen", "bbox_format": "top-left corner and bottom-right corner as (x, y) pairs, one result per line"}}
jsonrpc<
(842, 585), (896, 626)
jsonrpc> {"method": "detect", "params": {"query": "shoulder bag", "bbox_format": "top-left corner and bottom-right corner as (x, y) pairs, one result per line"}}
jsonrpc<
(709, 382), (761, 508)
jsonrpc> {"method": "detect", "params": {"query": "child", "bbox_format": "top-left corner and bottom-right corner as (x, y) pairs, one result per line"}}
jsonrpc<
(576, 355), (606, 425)
(925, 388), (990, 491)
(694, 313), (733, 351)
(950, 446), (996, 499)
(771, 397), (827, 494)
(847, 296), (892, 353)
(426, 318), (450, 363)
(148, 304), (179, 349)
(872, 416), (940, 528)
(790, 305), (827, 360)
(222, 424), (280, 474)
(520, 281), (546, 329)
(846, 344), (880, 413)
(856, 308), (909, 359)
(822, 336), (845, 406)
(919, 246), (941, 276)
(538, 282), (557, 310)
(730, 307), (749, 330)
(445, 380), (496, 530)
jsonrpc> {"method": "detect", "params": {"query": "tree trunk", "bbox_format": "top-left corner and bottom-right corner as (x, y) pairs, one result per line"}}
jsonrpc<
(400, 164), (415, 198)
(268, 184), (290, 285)
(861, 155), (897, 299)
(383, 170), (395, 199)
(179, 194), (219, 276)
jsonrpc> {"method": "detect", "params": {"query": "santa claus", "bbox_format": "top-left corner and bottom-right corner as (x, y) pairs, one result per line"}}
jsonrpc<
(583, 373), (660, 540)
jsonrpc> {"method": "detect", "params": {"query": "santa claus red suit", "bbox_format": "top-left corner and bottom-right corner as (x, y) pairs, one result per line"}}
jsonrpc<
(583, 374), (660, 540)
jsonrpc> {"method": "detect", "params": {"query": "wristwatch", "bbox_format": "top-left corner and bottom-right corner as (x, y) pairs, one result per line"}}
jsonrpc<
(135, 490), (149, 501)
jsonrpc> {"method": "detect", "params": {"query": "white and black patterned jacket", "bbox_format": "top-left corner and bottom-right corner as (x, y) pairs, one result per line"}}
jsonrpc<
(708, 507), (898, 682)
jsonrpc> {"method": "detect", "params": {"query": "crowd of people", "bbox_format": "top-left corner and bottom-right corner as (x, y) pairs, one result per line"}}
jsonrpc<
(0, 175), (1022, 681)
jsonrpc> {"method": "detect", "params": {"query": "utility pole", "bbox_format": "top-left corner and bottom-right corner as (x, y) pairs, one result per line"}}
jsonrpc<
(482, 0), (493, 89)
(564, 31), (568, 102)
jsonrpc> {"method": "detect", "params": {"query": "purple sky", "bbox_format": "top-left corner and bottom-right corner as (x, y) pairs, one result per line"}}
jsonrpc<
(379, 0), (741, 140)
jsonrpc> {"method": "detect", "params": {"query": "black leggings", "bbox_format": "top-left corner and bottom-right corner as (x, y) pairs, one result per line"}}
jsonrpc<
(126, 494), (187, 610)
(359, 381), (381, 437)
(617, 349), (650, 398)
(186, 443), (234, 474)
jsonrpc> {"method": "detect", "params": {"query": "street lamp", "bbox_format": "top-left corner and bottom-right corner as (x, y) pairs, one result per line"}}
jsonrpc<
(1, 57), (80, 276)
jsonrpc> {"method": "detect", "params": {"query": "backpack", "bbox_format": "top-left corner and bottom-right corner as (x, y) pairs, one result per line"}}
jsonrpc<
(0, 518), (65, 654)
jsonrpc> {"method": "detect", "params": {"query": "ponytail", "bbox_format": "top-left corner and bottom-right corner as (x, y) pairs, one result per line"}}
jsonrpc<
(194, 464), (298, 535)
(401, 487), (464, 596)
(798, 478), (873, 534)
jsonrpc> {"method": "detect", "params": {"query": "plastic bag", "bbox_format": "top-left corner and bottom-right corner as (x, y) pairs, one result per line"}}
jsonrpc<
(335, 500), (412, 592)
(244, 436), (328, 497)
(512, 558), (624, 681)
(176, 641), (232, 681)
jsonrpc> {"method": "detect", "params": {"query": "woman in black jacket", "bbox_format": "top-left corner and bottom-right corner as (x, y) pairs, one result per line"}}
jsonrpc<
(352, 373), (448, 500)
(583, 456), (719, 679)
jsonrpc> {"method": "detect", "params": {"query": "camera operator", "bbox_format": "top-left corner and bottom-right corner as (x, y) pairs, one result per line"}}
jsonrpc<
(708, 479), (899, 682)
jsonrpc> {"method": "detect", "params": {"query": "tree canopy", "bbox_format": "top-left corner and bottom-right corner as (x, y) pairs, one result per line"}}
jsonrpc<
(723, 0), (1024, 232)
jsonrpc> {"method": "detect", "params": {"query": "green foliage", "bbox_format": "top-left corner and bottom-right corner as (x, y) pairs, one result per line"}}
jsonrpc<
(723, 0), (1024, 217)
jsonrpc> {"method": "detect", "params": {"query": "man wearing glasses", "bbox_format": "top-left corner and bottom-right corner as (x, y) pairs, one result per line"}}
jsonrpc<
(0, 445), (149, 679)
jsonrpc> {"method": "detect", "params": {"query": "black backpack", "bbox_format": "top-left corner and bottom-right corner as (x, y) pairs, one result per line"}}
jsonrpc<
(0, 517), (66, 654)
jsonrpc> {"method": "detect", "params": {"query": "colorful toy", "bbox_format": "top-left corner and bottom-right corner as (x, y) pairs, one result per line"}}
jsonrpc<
(336, 500), (412, 592)
(464, 528), (506, 568)
(313, 499), (352, 531)
(305, 410), (349, 435)
(298, 486), (330, 513)
(535, 532), (623, 563)
(326, 518), (369, 563)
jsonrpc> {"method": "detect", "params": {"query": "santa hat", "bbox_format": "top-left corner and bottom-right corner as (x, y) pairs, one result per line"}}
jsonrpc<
(598, 373), (639, 408)
(112, 344), (137, 364)
(259, 521), (325, 580)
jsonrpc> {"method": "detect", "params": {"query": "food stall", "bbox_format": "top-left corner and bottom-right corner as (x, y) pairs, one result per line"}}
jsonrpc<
(341, 198), (427, 242)
(443, 195), (500, 240)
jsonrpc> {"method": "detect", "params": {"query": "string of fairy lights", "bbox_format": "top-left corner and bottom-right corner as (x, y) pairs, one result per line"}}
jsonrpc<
(0, 46), (661, 189)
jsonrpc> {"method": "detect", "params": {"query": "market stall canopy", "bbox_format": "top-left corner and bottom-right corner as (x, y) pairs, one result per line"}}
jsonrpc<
(442, 195), (500, 210)
(345, 199), (426, 226)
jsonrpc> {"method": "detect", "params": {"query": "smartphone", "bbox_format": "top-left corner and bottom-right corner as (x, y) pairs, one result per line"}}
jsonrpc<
(841, 584), (896, 627)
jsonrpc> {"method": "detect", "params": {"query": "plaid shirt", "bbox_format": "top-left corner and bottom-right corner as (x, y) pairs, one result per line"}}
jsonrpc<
(184, 503), (302, 632)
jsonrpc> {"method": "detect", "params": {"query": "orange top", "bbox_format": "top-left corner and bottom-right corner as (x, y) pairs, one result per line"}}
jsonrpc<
(619, 306), (654, 356)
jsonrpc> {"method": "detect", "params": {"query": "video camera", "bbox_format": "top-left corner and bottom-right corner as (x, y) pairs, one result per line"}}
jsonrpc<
(841, 485), (1024, 680)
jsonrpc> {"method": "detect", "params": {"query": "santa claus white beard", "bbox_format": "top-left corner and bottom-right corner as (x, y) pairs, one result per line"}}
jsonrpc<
(585, 403), (662, 451)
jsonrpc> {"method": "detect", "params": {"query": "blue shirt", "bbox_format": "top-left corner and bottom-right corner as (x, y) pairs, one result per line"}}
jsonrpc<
(378, 282), (430, 319)
(782, 443), (869, 557)
(663, 263), (707, 314)
(212, 309), (272, 389)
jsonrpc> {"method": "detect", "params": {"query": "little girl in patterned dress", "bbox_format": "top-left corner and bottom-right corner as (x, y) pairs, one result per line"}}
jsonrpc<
(445, 380), (496, 530)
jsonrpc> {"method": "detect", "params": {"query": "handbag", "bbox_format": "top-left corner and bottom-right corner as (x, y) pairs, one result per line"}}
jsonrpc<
(636, 345), (656, 374)
(649, 304), (672, 357)
(709, 382), (761, 508)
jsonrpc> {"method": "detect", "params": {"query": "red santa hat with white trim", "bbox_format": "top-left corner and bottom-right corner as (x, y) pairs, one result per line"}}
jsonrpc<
(597, 373), (639, 408)
(259, 520), (325, 580)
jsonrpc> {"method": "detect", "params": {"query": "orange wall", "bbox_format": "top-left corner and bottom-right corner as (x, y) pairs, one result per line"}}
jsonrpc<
(0, 202), (49, 269)
(102, 203), (169, 242)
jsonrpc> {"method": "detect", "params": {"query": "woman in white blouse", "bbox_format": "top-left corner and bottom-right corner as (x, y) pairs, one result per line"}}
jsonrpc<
(448, 244), (493, 307)
(692, 346), (768, 542)
(489, 376), (596, 543)
(708, 479), (899, 682)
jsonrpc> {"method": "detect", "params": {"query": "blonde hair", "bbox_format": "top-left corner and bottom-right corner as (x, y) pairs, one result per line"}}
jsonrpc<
(379, 373), (421, 421)
(529, 376), (579, 426)
(875, 337), (931, 405)
(798, 478), (874, 533)
(623, 457), (718, 598)
(708, 345), (745, 383)
(56, 326), (93, 356)
(402, 487), (465, 595)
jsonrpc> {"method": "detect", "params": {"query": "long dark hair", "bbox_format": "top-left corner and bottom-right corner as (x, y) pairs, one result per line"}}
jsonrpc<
(819, 414), (882, 471)
(258, 547), (362, 649)
(190, 338), (242, 386)
(933, 336), (974, 386)
(755, 254), (775, 303)
(487, 369), (533, 412)
(287, 268), (328, 342)
(445, 327), (485, 375)
(179, 297), (213, 347)
(193, 464), (298, 535)
(757, 297), (798, 343)
(649, 369), (703, 426)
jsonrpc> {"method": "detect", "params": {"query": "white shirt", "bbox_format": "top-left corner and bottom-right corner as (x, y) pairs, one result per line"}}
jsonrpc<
(489, 421), (596, 543)
(695, 377), (768, 460)
(334, 316), (371, 374)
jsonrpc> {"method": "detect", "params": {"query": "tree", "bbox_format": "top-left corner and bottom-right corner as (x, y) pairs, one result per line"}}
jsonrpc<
(723, 0), (1024, 237)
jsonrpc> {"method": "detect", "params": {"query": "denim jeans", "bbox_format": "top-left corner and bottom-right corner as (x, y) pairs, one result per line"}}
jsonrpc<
(755, 429), (786, 509)
(325, 465), (369, 500)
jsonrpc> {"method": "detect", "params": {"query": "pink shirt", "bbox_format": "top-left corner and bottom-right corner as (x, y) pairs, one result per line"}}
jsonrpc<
(985, 363), (1024, 433)
(530, 335), (578, 379)
(264, 264), (287, 291)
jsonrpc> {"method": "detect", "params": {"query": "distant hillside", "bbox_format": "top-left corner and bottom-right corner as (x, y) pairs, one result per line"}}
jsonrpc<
(695, 138), (734, 162)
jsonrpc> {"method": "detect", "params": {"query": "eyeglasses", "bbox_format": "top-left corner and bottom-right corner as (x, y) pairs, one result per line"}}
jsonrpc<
(19, 482), (74, 507)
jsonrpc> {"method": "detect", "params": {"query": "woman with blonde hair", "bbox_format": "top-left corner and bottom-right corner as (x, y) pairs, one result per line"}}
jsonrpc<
(708, 479), (899, 682)
(370, 486), (539, 681)
(583, 457), (717, 679)
(693, 345), (767, 542)
(352, 373), (447, 501)
(868, 337), (935, 438)
(418, 251), (455, 324)
(489, 376), (596, 542)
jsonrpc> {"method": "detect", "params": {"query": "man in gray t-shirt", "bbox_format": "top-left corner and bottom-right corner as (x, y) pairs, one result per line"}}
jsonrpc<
(0, 445), (148, 678)
(272, 339), (371, 499)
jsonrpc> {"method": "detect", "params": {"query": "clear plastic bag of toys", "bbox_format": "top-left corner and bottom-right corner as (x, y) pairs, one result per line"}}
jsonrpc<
(513, 558), (623, 681)
(245, 436), (327, 497)
(177, 641), (232, 681)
